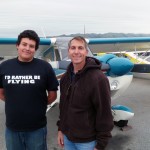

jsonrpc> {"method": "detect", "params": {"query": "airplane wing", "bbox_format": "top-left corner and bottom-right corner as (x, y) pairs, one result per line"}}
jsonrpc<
(87, 37), (150, 53)
(0, 36), (136, 100)
(1, 36), (150, 60)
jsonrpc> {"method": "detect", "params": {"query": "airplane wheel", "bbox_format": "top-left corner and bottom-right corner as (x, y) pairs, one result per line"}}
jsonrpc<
(114, 120), (128, 127)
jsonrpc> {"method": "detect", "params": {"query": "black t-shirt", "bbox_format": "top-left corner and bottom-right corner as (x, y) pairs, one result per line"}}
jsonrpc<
(0, 58), (59, 131)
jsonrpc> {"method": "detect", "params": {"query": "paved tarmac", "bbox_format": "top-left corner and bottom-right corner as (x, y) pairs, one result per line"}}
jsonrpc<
(0, 77), (150, 150)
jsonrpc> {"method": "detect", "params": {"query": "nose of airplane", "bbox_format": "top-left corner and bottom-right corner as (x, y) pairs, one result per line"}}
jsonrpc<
(108, 57), (134, 76)
(95, 54), (134, 76)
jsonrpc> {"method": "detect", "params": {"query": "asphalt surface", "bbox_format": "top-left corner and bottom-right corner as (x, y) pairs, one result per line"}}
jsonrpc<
(0, 77), (150, 150)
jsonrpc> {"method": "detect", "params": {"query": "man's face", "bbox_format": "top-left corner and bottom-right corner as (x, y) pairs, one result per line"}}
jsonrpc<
(16, 38), (36, 62)
(68, 39), (88, 66)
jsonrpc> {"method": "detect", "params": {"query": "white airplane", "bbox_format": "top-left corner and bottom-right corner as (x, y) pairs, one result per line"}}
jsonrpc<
(0, 36), (140, 127)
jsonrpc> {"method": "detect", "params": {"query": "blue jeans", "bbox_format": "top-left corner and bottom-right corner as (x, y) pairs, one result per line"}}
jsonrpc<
(5, 126), (47, 150)
(64, 135), (96, 150)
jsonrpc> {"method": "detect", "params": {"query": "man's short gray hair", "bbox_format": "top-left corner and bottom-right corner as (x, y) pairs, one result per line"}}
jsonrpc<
(68, 36), (88, 50)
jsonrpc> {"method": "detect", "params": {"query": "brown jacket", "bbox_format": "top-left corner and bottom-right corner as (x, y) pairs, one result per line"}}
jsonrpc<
(57, 57), (114, 150)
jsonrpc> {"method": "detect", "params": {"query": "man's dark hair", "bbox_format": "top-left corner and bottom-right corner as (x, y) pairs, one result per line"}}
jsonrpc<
(68, 36), (88, 50)
(16, 30), (40, 50)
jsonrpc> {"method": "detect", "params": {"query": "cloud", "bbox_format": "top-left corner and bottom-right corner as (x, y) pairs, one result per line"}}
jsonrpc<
(0, 0), (150, 37)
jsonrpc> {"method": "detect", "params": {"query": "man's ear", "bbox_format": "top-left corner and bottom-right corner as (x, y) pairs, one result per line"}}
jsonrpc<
(16, 44), (18, 50)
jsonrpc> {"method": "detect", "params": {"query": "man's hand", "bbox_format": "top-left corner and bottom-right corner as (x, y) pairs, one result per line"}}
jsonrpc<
(57, 131), (64, 148)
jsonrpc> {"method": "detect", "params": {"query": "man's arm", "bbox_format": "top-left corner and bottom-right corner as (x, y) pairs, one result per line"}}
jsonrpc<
(0, 88), (5, 101)
(47, 91), (57, 105)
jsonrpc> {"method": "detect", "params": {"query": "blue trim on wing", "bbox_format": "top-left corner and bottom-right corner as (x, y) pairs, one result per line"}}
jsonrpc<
(88, 37), (150, 44)
(0, 38), (51, 45)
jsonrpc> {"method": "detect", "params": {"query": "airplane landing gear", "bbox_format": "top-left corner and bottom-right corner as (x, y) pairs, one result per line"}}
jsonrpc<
(114, 120), (128, 127)
(111, 105), (134, 129)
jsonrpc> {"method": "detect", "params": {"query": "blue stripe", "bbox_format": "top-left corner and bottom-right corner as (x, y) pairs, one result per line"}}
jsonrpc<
(53, 68), (66, 76)
(0, 38), (51, 45)
(0, 38), (17, 44)
(111, 105), (133, 113)
(89, 37), (150, 44)
(95, 54), (134, 76)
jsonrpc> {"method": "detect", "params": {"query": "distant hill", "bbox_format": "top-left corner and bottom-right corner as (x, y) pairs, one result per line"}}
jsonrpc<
(49, 33), (150, 38)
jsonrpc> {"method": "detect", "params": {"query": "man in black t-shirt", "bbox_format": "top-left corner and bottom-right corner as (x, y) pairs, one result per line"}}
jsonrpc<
(0, 30), (59, 150)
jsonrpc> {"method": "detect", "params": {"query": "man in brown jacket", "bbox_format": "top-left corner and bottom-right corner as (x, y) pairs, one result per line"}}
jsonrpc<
(57, 36), (114, 150)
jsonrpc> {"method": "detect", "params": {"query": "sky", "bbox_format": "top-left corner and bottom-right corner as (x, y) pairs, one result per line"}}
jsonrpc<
(0, 0), (150, 37)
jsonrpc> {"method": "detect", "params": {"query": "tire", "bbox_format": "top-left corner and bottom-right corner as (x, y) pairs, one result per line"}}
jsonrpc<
(114, 120), (128, 127)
